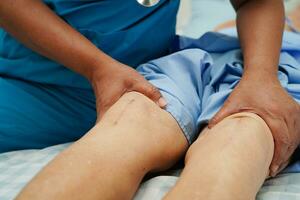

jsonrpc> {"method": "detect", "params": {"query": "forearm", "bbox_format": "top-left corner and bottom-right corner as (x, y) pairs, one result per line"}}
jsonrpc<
(0, 0), (112, 79)
(233, 0), (285, 77)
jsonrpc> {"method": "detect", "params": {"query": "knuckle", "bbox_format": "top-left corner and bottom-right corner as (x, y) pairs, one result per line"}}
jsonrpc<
(145, 84), (159, 96)
(151, 86), (161, 97)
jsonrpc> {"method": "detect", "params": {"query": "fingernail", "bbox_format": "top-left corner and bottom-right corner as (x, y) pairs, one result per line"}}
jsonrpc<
(158, 97), (167, 108)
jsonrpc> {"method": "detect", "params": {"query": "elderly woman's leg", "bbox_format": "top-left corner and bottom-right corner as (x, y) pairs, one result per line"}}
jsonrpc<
(164, 112), (274, 200)
(16, 92), (188, 200)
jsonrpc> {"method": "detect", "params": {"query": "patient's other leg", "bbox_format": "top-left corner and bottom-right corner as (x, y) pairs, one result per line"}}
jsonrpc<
(16, 92), (188, 200)
(164, 112), (274, 200)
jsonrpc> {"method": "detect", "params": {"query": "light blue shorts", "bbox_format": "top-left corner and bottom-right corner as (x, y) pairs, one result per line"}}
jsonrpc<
(1, 29), (300, 153)
(138, 30), (300, 144)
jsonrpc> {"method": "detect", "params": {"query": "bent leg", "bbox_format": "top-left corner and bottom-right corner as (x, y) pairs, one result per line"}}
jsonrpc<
(16, 92), (188, 200)
(164, 112), (274, 200)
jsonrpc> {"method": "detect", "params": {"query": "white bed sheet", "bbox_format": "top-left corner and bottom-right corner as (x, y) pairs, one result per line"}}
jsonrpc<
(1, 143), (300, 200)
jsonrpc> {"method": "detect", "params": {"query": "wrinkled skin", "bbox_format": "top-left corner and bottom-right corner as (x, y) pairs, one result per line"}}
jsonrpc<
(209, 73), (300, 176)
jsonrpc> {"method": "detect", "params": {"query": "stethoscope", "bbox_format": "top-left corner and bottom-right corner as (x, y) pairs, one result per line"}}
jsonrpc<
(137, 0), (161, 7)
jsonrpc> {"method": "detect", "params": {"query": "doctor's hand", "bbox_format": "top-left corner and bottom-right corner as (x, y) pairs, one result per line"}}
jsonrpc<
(89, 60), (166, 120)
(208, 73), (300, 177)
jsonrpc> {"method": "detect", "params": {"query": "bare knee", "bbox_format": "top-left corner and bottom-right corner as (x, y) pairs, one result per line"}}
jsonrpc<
(102, 91), (163, 125)
(212, 112), (273, 147)
(101, 92), (177, 135)
(224, 112), (274, 146)
(185, 112), (274, 165)
(99, 92), (188, 171)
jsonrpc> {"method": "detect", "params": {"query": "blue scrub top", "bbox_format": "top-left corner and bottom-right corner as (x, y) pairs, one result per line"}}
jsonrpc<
(0, 0), (179, 88)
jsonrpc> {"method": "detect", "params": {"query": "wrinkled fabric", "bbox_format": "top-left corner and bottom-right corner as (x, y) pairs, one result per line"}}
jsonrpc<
(138, 29), (300, 144)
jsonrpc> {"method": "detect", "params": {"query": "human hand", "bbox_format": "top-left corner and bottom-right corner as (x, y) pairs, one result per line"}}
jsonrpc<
(90, 60), (166, 120)
(208, 73), (300, 177)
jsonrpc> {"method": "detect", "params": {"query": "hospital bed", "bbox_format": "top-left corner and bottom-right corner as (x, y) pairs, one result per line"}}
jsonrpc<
(1, 0), (300, 199)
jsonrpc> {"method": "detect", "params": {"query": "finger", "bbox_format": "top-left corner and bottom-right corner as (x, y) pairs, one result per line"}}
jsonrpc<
(274, 140), (298, 175)
(277, 157), (292, 174)
(277, 129), (298, 173)
(208, 101), (238, 129)
(133, 82), (166, 108)
(143, 84), (163, 104)
(270, 143), (290, 177)
(268, 119), (290, 176)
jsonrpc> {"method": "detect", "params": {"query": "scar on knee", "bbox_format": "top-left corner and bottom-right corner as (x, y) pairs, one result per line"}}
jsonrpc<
(228, 112), (264, 123)
(231, 115), (245, 119)
(111, 98), (136, 126)
(224, 112), (271, 134)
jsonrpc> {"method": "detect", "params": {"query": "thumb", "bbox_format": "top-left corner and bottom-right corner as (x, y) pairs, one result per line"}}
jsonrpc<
(208, 103), (237, 129)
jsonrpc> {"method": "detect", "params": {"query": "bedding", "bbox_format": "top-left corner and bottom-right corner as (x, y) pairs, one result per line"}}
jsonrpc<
(1, 143), (300, 200)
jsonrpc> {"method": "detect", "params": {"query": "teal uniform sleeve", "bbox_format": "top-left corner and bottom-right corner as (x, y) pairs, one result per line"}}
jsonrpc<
(0, 0), (179, 88)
